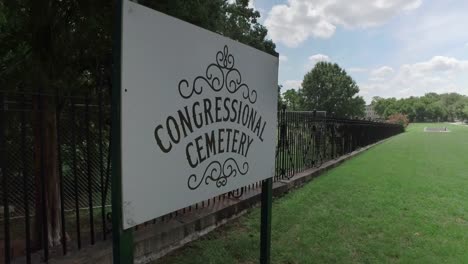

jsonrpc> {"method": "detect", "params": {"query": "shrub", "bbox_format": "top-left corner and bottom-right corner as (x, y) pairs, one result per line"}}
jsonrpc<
(387, 113), (409, 128)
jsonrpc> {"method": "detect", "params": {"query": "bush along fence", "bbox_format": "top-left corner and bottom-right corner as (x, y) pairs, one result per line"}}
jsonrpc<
(0, 90), (404, 263)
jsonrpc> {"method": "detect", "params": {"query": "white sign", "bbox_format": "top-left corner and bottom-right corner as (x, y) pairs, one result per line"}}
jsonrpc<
(121, 0), (279, 229)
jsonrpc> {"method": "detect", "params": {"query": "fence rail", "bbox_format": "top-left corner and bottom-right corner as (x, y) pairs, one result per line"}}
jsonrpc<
(0, 90), (404, 263)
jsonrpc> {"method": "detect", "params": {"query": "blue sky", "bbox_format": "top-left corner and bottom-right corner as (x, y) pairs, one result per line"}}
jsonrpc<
(249, 0), (468, 103)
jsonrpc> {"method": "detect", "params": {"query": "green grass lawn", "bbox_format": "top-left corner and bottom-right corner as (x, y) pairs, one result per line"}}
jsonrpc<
(159, 123), (468, 264)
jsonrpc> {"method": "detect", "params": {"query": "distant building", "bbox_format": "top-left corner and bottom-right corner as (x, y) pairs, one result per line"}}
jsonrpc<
(365, 105), (380, 120)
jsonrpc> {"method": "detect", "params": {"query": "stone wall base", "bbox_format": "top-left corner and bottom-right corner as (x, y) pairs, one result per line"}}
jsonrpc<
(47, 140), (386, 264)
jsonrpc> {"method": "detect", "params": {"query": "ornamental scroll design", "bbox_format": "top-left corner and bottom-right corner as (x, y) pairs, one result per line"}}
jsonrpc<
(178, 45), (257, 104)
(187, 158), (249, 190)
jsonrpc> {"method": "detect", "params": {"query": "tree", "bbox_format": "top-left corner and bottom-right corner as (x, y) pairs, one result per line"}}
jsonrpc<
(372, 93), (468, 122)
(283, 89), (302, 110)
(142, 0), (277, 55)
(440, 93), (463, 121)
(0, 0), (117, 247)
(277, 85), (284, 109)
(222, 0), (276, 55)
(463, 104), (468, 120)
(301, 62), (365, 118)
(372, 97), (398, 119)
(2, 0), (277, 249)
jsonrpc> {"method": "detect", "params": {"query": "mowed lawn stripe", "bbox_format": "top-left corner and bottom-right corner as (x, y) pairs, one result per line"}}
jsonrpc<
(160, 123), (468, 264)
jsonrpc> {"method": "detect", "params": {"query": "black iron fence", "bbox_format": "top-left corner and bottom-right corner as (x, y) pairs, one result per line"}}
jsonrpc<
(0, 90), (112, 264)
(0, 90), (404, 263)
(274, 110), (404, 180)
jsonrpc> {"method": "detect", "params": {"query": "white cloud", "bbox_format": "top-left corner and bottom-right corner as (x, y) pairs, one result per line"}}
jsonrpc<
(228, 0), (256, 9)
(248, 0), (255, 9)
(392, 2), (468, 60)
(409, 56), (468, 72)
(304, 54), (330, 70)
(360, 56), (468, 102)
(282, 80), (302, 91)
(265, 4), (335, 47)
(265, 0), (422, 47)
(279, 55), (288, 62)
(308, 54), (330, 64)
(348, 67), (368, 73)
(369, 66), (394, 81)
(465, 42), (468, 47)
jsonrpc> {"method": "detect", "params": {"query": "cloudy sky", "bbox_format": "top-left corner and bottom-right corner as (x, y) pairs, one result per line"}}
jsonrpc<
(250, 0), (468, 103)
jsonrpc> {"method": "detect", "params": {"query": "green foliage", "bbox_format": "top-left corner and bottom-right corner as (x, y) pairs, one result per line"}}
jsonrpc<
(0, 1), (31, 89)
(1, 0), (277, 93)
(372, 93), (468, 122)
(222, 0), (276, 55)
(1, 0), (113, 93)
(301, 62), (365, 118)
(143, 0), (226, 33)
(282, 89), (302, 111)
(141, 0), (276, 56)
(277, 85), (284, 109)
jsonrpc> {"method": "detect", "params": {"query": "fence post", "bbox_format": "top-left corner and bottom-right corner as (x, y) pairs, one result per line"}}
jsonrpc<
(36, 93), (49, 261)
(0, 92), (11, 264)
(99, 85), (107, 240)
(260, 177), (273, 264)
(22, 93), (32, 263)
(55, 91), (67, 256)
(85, 94), (95, 245)
(71, 98), (81, 249)
(112, 0), (134, 262)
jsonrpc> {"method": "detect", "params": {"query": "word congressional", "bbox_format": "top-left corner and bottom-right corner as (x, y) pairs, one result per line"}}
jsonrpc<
(154, 96), (268, 165)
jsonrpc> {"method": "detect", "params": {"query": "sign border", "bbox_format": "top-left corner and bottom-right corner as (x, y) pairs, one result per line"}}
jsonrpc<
(112, 1), (278, 263)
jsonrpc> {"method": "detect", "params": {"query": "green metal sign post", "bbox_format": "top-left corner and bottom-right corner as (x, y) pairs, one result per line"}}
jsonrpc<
(112, 0), (134, 263)
(260, 177), (273, 264)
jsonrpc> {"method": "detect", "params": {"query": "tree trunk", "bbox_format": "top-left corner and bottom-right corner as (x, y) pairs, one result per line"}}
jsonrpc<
(31, 0), (63, 249)
(32, 97), (62, 248)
